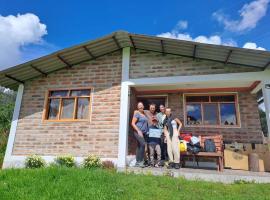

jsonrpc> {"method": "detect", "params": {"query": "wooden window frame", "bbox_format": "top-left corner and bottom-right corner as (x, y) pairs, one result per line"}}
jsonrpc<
(183, 92), (241, 128)
(43, 87), (92, 122)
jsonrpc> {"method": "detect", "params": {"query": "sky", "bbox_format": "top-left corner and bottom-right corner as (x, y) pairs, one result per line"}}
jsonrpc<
(0, 0), (270, 70)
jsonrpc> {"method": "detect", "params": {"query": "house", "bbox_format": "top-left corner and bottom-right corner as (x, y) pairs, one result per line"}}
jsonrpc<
(1, 31), (270, 169)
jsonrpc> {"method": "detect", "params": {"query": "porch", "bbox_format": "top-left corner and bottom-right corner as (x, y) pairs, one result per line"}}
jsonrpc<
(117, 49), (270, 174)
(125, 167), (270, 184)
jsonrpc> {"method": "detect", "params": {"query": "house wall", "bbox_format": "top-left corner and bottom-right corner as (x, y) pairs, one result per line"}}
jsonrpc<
(169, 92), (263, 143)
(128, 91), (263, 155)
(12, 51), (122, 158)
(129, 49), (260, 79)
(128, 49), (263, 154)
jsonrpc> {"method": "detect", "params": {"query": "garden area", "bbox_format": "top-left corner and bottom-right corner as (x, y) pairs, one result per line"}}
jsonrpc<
(0, 167), (270, 200)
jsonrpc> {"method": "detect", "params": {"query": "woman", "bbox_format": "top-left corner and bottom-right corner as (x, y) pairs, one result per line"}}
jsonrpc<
(163, 108), (182, 169)
(131, 102), (149, 168)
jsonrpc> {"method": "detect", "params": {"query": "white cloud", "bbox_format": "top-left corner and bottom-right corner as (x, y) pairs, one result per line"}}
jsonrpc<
(173, 20), (188, 31)
(243, 42), (266, 50)
(0, 13), (47, 70)
(213, 0), (270, 32)
(157, 32), (237, 46)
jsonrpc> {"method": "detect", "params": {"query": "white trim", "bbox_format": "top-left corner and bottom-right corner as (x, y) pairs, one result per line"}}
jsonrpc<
(136, 94), (169, 107)
(251, 82), (262, 94)
(2, 84), (24, 169)
(128, 71), (270, 86)
(121, 47), (130, 81)
(262, 81), (270, 137)
(182, 92), (241, 129)
(117, 47), (131, 168)
(3, 155), (117, 168)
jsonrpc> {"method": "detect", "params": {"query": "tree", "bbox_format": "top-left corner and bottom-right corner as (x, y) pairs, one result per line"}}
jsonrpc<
(259, 108), (268, 137)
(0, 87), (16, 167)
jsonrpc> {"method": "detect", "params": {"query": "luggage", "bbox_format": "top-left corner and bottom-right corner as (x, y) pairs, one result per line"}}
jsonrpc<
(190, 136), (200, 145)
(180, 132), (192, 142)
(204, 139), (216, 152)
(179, 140), (187, 152)
(187, 143), (201, 154)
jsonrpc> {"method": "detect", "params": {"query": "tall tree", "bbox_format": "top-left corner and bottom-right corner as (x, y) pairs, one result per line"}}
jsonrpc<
(0, 87), (16, 167)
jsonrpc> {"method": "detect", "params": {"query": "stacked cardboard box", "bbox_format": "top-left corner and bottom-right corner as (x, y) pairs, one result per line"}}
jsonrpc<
(224, 142), (270, 172)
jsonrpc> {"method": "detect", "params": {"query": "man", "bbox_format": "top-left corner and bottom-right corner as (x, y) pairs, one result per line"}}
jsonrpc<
(144, 103), (157, 126)
(156, 104), (167, 162)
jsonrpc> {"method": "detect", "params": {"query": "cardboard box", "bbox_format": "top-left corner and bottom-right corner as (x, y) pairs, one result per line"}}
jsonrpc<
(258, 152), (270, 172)
(224, 149), (249, 170)
(224, 143), (265, 172)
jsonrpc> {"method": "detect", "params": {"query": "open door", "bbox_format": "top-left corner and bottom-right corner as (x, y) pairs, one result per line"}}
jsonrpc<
(136, 95), (167, 112)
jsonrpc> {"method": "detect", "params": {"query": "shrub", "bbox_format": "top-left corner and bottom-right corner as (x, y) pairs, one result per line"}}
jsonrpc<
(234, 179), (255, 184)
(83, 155), (102, 169)
(102, 160), (115, 169)
(25, 155), (46, 168)
(55, 155), (75, 167)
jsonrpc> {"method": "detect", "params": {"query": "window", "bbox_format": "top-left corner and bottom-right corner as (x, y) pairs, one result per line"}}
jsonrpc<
(45, 88), (91, 121)
(185, 94), (239, 127)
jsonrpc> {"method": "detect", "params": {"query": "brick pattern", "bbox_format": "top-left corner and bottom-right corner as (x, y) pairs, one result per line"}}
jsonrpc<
(128, 92), (263, 155)
(130, 49), (260, 79)
(171, 92), (263, 144)
(13, 51), (122, 158)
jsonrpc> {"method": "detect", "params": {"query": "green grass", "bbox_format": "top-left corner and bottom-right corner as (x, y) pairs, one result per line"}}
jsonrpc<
(0, 168), (269, 200)
(0, 131), (8, 167)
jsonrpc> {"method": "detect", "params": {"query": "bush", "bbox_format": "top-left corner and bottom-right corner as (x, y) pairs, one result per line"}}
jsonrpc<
(83, 155), (102, 169)
(55, 155), (76, 168)
(25, 155), (46, 168)
(102, 160), (115, 169)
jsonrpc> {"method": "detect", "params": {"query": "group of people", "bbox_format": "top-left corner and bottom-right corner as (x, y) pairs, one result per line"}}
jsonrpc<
(131, 102), (183, 169)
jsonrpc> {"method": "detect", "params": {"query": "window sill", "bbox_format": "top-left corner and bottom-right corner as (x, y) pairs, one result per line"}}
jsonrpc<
(184, 124), (241, 129)
(43, 119), (90, 123)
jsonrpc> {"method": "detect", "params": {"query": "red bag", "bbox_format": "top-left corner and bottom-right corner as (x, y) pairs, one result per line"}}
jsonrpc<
(180, 132), (192, 143)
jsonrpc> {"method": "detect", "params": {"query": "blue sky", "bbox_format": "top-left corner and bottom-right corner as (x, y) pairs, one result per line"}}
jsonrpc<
(0, 0), (269, 70)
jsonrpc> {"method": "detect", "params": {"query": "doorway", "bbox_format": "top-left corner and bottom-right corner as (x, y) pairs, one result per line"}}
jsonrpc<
(136, 95), (167, 112)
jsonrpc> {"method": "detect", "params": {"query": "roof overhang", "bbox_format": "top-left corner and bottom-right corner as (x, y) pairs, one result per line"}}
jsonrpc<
(133, 80), (260, 94)
(1, 31), (270, 90)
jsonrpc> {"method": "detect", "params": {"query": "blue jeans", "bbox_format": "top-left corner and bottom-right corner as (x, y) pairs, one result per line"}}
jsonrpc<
(134, 132), (146, 162)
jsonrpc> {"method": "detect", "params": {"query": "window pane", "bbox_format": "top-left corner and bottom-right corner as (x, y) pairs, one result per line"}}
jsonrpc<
(186, 104), (202, 125)
(186, 96), (209, 102)
(77, 98), (89, 119)
(203, 103), (219, 125)
(61, 99), (75, 119)
(211, 95), (235, 102)
(71, 89), (90, 97)
(50, 90), (68, 97)
(220, 103), (237, 125)
(48, 99), (60, 119)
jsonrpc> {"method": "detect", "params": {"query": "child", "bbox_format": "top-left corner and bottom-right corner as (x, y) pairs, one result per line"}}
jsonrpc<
(148, 118), (162, 167)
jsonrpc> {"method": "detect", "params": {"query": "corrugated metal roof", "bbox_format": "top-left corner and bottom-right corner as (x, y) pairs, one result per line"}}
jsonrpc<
(1, 31), (269, 89)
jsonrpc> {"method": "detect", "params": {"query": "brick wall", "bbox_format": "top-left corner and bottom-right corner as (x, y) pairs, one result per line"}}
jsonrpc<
(169, 92), (263, 144)
(130, 49), (260, 79)
(13, 51), (122, 158)
(128, 91), (263, 155)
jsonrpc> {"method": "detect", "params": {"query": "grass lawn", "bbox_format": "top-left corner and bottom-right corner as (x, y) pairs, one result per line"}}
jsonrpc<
(0, 168), (270, 200)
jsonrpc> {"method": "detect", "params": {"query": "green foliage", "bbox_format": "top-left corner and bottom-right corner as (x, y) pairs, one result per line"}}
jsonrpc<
(0, 88), (16, 167)
(0, 168), (270, 200)
(25, 155), (46, 169)
(234, 179), (256, 184)
(55, 155), (76, 168)
(259, 108), (268, 137)
(83, 155), (102, 169)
